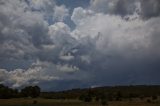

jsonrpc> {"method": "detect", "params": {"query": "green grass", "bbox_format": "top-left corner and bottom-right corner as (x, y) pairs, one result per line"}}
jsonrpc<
(0, 98), (160, 106)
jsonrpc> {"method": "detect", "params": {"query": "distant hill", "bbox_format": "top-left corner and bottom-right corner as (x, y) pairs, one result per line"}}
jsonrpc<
(40, 85), (160, 100)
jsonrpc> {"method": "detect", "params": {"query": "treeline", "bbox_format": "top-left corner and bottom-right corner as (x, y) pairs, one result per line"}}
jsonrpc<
(40, 85), (160, 101)
(1, 84), (160, 102)
(0, 84), (40, 99)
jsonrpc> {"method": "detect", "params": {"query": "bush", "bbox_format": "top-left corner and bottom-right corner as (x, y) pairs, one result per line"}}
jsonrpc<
(139, 95), (144, 100)
(101, 99), (108, 106)
(147, 99), (151, 103)
(84, 95), (92, 102)
(33, 100), (37, 104)
(152, 95), (158, 100)
(116, 91), (122, 101)
(79, 94), (92, 102)
(95, 96), (100, 101)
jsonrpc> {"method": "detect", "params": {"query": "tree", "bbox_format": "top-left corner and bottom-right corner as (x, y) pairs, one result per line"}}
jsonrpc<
(0, 84), (18, 99)
(21, 86), (40, 98)
(32, 86), (41, 98)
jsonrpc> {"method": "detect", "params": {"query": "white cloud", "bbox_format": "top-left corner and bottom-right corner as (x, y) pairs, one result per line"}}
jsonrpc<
(59, 52), (74, 61)
(71, 7), (160, 58)
(0, 59), (81, 88)
(54, 5), (69, 21)
(71, 7), (94, 26)
(29, 0), (55, 9)
(81, 55), (91, 64)
(29, 0), (69, 22)
(0, 60), (60, 88)
(48, 22), (77, 54)
(57, 64), (79, 73)
(41, 44), (55, 50)
(49, 22), (71, 37)
(90, 0), (118, 13)
(48, 22), (73, 47)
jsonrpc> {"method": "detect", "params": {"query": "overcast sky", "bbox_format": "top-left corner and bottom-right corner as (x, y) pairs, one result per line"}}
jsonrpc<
(0, 0), (160, 91)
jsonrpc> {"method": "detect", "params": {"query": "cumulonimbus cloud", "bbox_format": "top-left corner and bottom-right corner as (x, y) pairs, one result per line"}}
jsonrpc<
(0, 0), (160, 90)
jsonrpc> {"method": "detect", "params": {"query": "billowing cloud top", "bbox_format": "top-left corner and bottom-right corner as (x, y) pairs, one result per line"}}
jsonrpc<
(0, 0), (160, 91)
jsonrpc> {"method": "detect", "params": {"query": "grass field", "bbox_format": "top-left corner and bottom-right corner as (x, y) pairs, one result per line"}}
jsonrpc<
(0, 98), (160, 106)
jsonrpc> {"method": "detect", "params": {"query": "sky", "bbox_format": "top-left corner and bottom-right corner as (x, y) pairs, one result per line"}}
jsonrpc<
(0, 0), (160, 91)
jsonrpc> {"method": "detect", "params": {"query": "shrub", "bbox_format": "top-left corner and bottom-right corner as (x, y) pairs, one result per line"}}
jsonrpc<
(152, 95), (158, 100)
(147, 99), (151, 103)
(33, 100), (37, 104)
(101, 99), (108, 106)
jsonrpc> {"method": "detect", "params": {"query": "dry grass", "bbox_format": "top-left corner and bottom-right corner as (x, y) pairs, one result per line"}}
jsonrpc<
(0, 98), (160, 106)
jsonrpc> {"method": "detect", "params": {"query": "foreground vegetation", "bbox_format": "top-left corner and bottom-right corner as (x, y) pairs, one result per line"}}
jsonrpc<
(0, 98), (160, 106)
(1, 84), (160, 105)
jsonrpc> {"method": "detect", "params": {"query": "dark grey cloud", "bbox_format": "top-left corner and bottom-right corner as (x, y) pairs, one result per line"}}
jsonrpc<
(140, 0), (160, 18)
(90, 0), (136, 15)
(90, 0), (160, 19)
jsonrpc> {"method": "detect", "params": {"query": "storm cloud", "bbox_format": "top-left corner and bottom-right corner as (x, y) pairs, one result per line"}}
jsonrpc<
(0, 0), (160, 91)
